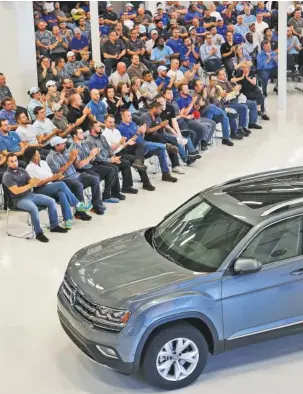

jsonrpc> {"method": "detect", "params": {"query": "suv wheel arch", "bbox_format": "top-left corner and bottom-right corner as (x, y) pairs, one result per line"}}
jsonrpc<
(133, 312), (223, 372)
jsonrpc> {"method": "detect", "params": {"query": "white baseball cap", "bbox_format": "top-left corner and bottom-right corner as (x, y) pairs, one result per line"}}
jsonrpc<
(51, 136), (67, 147)
(28, 87), (40, 95)
(46, 80), (56, 88)
(158, 65), (167, 72)
(67, 51), (76, 58)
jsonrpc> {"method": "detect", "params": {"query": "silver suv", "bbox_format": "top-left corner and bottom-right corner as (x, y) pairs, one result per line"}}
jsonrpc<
(58, 167), (303, 390)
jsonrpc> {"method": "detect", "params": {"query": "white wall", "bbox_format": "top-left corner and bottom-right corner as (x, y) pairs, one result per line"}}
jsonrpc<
(0, 1), (37, 106)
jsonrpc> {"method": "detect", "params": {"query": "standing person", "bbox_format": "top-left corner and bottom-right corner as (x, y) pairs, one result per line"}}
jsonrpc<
(3, 153), (68, 243)
(25, 147), (92, 228)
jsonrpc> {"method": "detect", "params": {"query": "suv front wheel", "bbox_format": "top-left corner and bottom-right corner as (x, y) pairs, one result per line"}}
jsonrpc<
(142, 323), (209, 390)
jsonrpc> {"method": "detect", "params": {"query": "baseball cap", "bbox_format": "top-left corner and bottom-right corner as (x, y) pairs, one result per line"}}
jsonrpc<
(46, 80), (56, 88)
(67, 51), (76, 57)
(126, 2), (133, 7)
(181, 56), (189, 62)
(249, 22), (256, 26)
(138, 3), (144, 8)
(95, 62), (105, 69)
(28, 87), (40, 95)
(189, 26), (196, 32)
(157, 4), (164, 9)
(52, 103), (63, 112)
(151, 29), (158, 35)
(106, 3), (113, 7)
(51, 136), (67, 147)
(158, 65), (167, 72)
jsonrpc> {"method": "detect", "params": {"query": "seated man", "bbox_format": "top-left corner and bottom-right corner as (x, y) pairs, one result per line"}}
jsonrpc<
(216, 68), (262, 130)
(102, 31), (128, 77)
(88, 63), (109, 94)
(15, 112), (45, 152)
(70, 28), (89, 59)
(51, 104), (75, 141)
(257, 41), (278, 96)
(0, 119), (28, 167)
(0, 97), (18, 130)
(64, 51), (90, 87)
(118, 109), (177, 183)
(86, 89), (107, 126)
(32, 106), (61, 147)
(200, 33), (222, 72)
(109, 62), (131, 88)
(68, 127), (124, 203)
(2, 153), (68, 243)
(127, 54), (148, 81)
(25, 147), (92, 227)
(46, 136), (104, 217)
(287, 26), (302, 71)
(86, 121), (140, 193)
(141, 71), (162, 105)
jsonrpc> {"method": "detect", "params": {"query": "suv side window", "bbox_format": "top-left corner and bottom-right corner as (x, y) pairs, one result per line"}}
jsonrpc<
(240, 217), (303, 265)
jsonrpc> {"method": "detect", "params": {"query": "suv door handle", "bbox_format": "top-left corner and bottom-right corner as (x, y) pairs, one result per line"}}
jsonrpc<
(290, 268), (303, 276)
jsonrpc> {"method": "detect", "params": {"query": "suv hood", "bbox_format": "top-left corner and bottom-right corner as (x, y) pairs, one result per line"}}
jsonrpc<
(66, 229), (196, 308)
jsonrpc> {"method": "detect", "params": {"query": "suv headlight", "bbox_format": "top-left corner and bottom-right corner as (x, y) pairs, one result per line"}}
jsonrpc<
(95, 306), (131, 328)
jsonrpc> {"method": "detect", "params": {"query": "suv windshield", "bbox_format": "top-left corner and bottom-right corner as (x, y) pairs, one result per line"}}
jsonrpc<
(153, 196), (252, 272)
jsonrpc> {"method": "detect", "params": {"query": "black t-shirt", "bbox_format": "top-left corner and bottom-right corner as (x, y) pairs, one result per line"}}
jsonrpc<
(204, 16), (217, 29)
(220, 42), (234, 60)
(160, 103), (176, 127)
(103, 11), (118, 22)
(67, 106), (90, 131)
(238, 70), (260, 97)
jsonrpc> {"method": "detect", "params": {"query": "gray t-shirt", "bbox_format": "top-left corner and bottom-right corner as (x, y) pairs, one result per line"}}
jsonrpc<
(68, 141), (92, 169)
(16, 125), (39, 144)
(2, 167), (31, 203)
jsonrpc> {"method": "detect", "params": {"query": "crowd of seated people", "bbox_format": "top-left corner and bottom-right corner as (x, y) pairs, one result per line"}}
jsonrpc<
(0, 0), (297, 243)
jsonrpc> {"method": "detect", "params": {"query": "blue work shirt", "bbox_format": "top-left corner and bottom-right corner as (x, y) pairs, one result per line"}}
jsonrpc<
(0, 131), (21, 153)
(176, 94), (194, 114)
(70, 35), (89, 51)
(257, 50), (278, 70)
(117, 121), (145, 144)
(235, 24), (249, 37)
(88, 73), (109, 91)
(0, 109), (17, 125)
(184, 11), (203, 24)
(167, 38), (187, 55)
(151, 46), (174, 66)
(86, 99), (107, 123)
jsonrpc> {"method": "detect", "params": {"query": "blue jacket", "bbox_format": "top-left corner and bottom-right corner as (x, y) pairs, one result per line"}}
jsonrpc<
(257, 50), (278, 70)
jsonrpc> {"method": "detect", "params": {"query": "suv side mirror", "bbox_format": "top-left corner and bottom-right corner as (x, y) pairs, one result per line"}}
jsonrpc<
(234, 258), (262, 274)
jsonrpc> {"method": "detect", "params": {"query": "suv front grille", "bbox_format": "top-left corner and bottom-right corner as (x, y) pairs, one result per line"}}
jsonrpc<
(62, 276), (123, 332)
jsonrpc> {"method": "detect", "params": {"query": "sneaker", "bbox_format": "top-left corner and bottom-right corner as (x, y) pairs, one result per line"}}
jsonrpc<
(162, 172), (178, 182)
(172, 166), (185, 174)
(222, 139), (234, 147)
(91, 207), (105, 215)
(132, 160), (147, 170)
(188, 152), (202, 159)
(103, 197), (120, 203)
(262, 113), (270, 121)
(191, 149), (200, 155)
(143, 183), (156, 191)
(121, 187), (138, 194)
(186, 157), (197, 166)
(200, 141), (209, 151)
(230, 132), (243, 140)
(114, 193), (126, 201)
(243, 127), (252, 135)
(248, 123), (262, 130)
(77, 202), (93, 212)
(165, 143), (178, 154)
(74, 211), (92, 221)
(36, 232), (49, 243)
(273, 86), (278, 94)
(65, 219), (73, 230)
(50, 225), (68, 233)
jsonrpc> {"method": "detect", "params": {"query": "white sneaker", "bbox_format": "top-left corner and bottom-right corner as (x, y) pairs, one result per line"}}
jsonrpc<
(172, 166), (185, 174)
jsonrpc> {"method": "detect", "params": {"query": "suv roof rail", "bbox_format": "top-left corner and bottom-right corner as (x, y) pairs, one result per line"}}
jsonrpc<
(261, 197), (303, 216)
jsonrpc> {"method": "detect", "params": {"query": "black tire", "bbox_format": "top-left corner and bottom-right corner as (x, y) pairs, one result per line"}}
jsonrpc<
(142, 323), (209, 390)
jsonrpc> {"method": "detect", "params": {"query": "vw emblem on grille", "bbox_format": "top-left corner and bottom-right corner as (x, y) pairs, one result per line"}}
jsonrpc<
(69, 290), (77, 306)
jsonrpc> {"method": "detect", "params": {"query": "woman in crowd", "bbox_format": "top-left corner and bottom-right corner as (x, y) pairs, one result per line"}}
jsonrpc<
(102, 84), (123, 124)
(46, 81), (69, 115)
(234, 62), (270, 121)
(129, 77), (148, 124)
(116, 82), (133, 111)
(233, 45), (252, 77)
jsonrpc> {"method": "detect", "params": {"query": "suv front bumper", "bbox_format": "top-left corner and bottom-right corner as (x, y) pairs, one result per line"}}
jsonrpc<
(57, 290), (135, 374)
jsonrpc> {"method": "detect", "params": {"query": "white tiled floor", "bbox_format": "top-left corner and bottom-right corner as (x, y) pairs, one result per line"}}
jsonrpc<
(1, 86), (303, 394)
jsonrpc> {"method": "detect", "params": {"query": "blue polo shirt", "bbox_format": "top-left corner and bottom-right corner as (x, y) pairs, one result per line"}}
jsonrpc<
(86, 99), (107, 123)
(0, 109), (17, 125)
(217, 25), (227, 37)
(117, 121), (145, 144)
(88, 73), (109, 91)
(70, 35), (89, 51)
(196, 26), (207, 35)
(155, 76), (178, 98)
(176, 94), (194, 114)
(159, 13), (170, 28)
(167, 38), (187, 54)
(0, 131), (21, 153)
(184, 11), (203, 24)
(233, 33), (245, 45)
(99, 25), (111, 35)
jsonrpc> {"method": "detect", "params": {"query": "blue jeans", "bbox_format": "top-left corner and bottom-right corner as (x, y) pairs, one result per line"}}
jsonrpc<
(204, 104), (230, 138)
(16, 194), (59, 235)
(259, 67), (277, 96)
(245, 100), (258, 124)
(144, 142), (169, 173)
(35, 181), (79, 221)
(186, 118), (216, 145)
(228, 101), (248, 128)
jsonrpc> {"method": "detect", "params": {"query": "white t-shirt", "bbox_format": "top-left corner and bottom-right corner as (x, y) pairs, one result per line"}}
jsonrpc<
(167, 69), (184, 82)
(102, 127), (124, 154)
(16, 125), (39, 144)
(255, 21), (269, 35)
(26, 160), (53, 183)
(211, 11), (222, 21)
